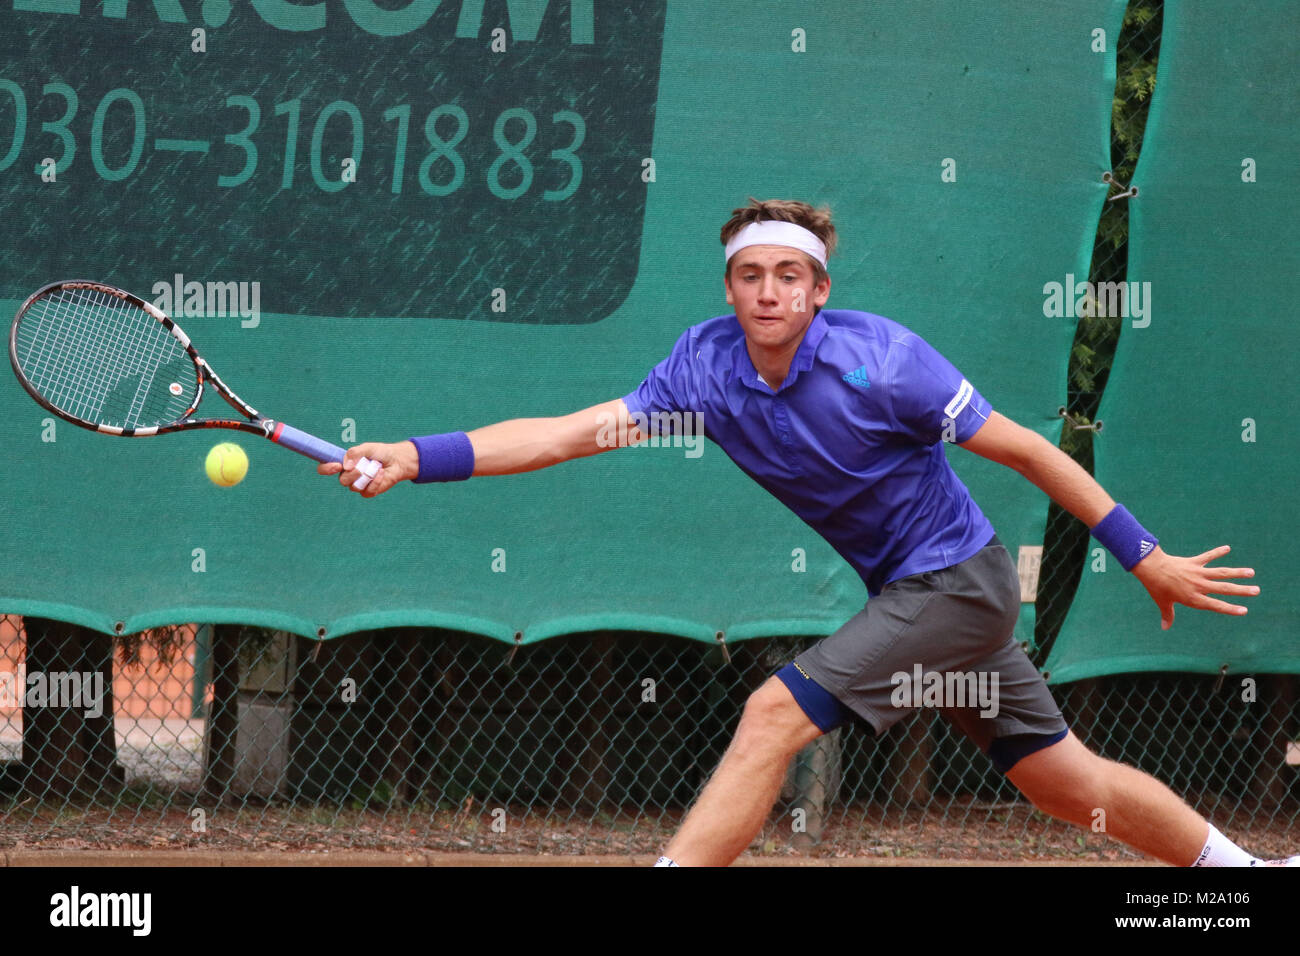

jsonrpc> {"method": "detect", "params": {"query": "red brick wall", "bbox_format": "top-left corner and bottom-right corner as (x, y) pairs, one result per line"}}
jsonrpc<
(0, 618), (197, 723)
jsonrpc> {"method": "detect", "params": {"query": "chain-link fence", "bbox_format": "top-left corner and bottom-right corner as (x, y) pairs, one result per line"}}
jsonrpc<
(3, 0), (1297, 857)
(2, 614), (1296, 856)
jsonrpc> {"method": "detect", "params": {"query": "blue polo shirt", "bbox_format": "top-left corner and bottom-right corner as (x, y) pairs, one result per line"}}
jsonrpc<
(622, 309), (996, 596)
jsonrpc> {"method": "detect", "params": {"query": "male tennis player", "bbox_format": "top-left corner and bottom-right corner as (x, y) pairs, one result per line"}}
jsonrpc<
(321, 199), (1294, 868)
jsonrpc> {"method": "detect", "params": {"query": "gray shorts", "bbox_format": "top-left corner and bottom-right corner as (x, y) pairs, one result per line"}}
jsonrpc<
(794, 535), (1068, 754)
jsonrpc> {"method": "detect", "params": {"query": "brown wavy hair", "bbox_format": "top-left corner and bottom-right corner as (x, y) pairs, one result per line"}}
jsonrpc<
(720, 198), (837, 283)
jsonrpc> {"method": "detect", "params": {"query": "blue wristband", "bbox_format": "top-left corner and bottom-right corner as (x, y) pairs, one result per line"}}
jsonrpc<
(1090, 504), (1158, 571)
(408, 432), (475, 483)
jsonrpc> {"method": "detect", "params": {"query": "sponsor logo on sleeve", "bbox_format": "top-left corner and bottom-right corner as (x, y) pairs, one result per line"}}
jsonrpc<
(944, 379), (974, 419)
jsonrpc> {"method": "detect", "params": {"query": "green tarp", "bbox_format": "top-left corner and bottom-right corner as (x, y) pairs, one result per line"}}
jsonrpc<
(1046, 0), (1300, 681)
(0, 1), (1123, 643)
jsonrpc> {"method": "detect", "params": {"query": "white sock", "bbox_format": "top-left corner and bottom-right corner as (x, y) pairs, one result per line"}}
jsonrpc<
(654, 856), (679, 867)
(1193, 824), (1259, 867)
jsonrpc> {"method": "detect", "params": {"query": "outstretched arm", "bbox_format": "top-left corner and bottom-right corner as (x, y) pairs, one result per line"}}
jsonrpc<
(462, 397), (637, 475)
(959, 411), (1259, 630)
(316, 398), (640, 494)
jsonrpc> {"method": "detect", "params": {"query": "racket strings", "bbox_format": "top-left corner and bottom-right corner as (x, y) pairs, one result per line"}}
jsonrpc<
(14, 287), (199, 429)
(25, 288), (138, 422)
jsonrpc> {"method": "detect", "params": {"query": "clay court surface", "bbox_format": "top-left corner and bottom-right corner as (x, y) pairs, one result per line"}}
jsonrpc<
(1, 850), (1156, 866)
(6, 807), (1292, 866)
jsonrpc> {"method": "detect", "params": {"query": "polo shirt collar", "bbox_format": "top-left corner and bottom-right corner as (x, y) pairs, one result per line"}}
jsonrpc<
(732, 310), (829, 393)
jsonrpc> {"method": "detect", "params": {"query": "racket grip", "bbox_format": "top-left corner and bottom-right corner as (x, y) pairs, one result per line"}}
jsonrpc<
(271, 422), (348, 462)
(271, 423), (383, 491)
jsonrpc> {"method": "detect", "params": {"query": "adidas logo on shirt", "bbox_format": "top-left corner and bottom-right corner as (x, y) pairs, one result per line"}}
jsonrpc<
(842, 365), (870, 387)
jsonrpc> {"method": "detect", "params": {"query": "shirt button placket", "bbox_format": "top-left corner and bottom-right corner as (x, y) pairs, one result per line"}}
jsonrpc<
(773, 400), (802, 474)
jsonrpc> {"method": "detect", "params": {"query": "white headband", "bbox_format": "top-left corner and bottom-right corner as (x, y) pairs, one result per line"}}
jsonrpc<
(723, 220), (827, 269)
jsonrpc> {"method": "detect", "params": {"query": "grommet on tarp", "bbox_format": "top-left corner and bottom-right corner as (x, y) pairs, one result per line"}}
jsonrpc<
(114, 621), (125, 635)
(1102, 170), (1138, 202)
(714, 630), (731, 665)
(1213, 663), (1229, 694)
(1058, 406), (1103, 432)
(506, 631), (523, 666)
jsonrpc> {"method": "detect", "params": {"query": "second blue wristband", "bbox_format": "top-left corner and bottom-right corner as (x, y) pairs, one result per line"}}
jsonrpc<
(408, 432), (476, 483)
(1090, 503), (1158, 571)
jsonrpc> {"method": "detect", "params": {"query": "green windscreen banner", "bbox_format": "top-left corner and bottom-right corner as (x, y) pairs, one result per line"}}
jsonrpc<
(1046, 0), (1300, 681)
(0, 0), (1122, 643)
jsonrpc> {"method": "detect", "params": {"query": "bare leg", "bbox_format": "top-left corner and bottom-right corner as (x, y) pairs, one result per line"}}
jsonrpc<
(1007, 730), (1208, 865)
(663, 677), (823, 866)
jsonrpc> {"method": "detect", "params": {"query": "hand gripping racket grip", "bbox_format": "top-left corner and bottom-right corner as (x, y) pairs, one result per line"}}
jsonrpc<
(272, 422), (382, 491)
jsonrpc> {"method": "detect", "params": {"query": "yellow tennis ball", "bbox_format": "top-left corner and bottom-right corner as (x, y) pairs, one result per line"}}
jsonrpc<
(205, 442), (248, 487)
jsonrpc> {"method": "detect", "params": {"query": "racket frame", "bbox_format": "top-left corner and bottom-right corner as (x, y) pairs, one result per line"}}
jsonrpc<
(9, 279), (371, 475)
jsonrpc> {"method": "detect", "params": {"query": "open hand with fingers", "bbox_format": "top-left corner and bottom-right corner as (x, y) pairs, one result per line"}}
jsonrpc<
(1131, 545), (1260, 630)
(317, 440), (419, 497)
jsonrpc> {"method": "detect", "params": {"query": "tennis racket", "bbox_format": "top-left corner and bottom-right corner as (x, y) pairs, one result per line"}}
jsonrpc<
(8, 279), (381, 489)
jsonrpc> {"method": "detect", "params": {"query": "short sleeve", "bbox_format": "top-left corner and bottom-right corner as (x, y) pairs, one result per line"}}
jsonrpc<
(885, 333), (992, 445)
(622, 328), (701, 418)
